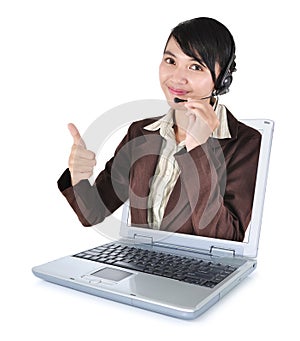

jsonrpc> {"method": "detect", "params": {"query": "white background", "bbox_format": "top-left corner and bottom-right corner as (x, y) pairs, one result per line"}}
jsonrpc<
(1, 0), (299, 340)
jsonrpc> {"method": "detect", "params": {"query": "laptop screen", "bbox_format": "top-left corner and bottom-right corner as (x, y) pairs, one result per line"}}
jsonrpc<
(84, 100), (273, 258)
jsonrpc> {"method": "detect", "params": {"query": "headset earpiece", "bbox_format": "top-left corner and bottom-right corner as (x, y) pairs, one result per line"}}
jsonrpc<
(214, 53), (236, 96)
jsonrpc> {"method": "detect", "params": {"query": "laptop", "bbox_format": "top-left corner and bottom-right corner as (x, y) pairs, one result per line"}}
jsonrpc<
(32, 118), (274, 320)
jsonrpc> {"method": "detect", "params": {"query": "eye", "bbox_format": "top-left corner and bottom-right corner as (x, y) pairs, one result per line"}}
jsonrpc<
(164, 57), (175, 65)
(189, 63), (203, 71)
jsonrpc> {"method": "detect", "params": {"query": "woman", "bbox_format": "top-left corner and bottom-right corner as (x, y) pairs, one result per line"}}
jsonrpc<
(58, 17), (261, 242)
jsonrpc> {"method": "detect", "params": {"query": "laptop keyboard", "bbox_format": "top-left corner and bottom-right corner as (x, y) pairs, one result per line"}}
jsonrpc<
(73, 243), (237, 288)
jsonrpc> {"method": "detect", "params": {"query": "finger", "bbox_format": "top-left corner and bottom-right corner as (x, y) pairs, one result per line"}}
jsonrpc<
(71, 145), (96, 160)
(184, 101), (216, 125)
(185, 96), (212, 107)
(68, 123), (86, 147)
(184, 101), (207, 112)
(69, 156), (96, 169)
(189, 109), (219, 133)
(186, 111), (196, 125)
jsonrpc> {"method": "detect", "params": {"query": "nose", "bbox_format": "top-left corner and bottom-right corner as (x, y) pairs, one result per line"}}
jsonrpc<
(171, 67), (188, 85)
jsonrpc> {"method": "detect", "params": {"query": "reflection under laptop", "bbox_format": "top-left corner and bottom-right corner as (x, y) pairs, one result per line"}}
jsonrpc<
(33, 118), (273, 319)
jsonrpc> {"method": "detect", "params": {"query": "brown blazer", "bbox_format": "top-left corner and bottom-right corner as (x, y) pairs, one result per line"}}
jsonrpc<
(58, 109), (261, 242)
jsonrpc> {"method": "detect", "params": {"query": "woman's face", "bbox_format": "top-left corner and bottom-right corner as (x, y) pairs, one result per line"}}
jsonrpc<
(159, 36), (220, 107)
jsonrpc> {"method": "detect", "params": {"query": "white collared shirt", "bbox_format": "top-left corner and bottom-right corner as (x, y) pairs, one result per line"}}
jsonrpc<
(144, 102), (231, 229)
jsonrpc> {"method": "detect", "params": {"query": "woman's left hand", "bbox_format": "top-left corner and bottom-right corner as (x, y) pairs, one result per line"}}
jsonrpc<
(184, 99), (220, 151)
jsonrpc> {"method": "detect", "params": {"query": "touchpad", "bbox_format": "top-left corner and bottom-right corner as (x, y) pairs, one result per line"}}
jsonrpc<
(91, 267), (132, 282)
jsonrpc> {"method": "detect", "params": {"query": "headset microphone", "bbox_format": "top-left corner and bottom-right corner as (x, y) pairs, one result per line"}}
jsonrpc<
(174, 97), (187, 103)
(174, 95), (213, 103)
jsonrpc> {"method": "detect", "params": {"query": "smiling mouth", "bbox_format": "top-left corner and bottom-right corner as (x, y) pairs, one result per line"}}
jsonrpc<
(168, 87), (189, 96)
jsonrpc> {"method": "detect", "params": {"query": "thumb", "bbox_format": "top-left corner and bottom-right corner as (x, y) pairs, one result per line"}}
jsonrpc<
(67, 123), (86, 147)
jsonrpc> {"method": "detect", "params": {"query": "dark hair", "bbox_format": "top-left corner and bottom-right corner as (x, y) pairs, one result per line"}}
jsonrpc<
(165, 17), (236, 86)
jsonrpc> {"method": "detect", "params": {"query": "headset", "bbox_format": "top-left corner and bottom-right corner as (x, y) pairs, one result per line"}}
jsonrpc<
(213, 49), (237, 96)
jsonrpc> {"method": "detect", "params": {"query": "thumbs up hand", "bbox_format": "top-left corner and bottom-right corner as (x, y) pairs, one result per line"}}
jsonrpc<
(68, 123), (96, 186)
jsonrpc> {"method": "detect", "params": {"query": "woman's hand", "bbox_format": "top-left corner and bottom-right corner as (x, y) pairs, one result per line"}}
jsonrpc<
(68, 123), (96, 186)
(184, 99), (220, 151)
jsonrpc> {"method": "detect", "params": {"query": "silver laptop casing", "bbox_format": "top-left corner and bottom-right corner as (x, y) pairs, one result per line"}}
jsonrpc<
(32, 119), (274, 319)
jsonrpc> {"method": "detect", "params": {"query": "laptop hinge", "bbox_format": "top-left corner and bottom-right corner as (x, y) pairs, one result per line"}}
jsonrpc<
(133, 234), (153, 245)
(210, 246), (235, 257)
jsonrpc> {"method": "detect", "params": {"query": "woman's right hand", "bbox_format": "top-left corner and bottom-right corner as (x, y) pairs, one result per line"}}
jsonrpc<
(68, 123), (96, 186)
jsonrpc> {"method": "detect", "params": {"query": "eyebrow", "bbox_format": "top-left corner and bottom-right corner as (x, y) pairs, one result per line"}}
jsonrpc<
(164, 50), (207, 68)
